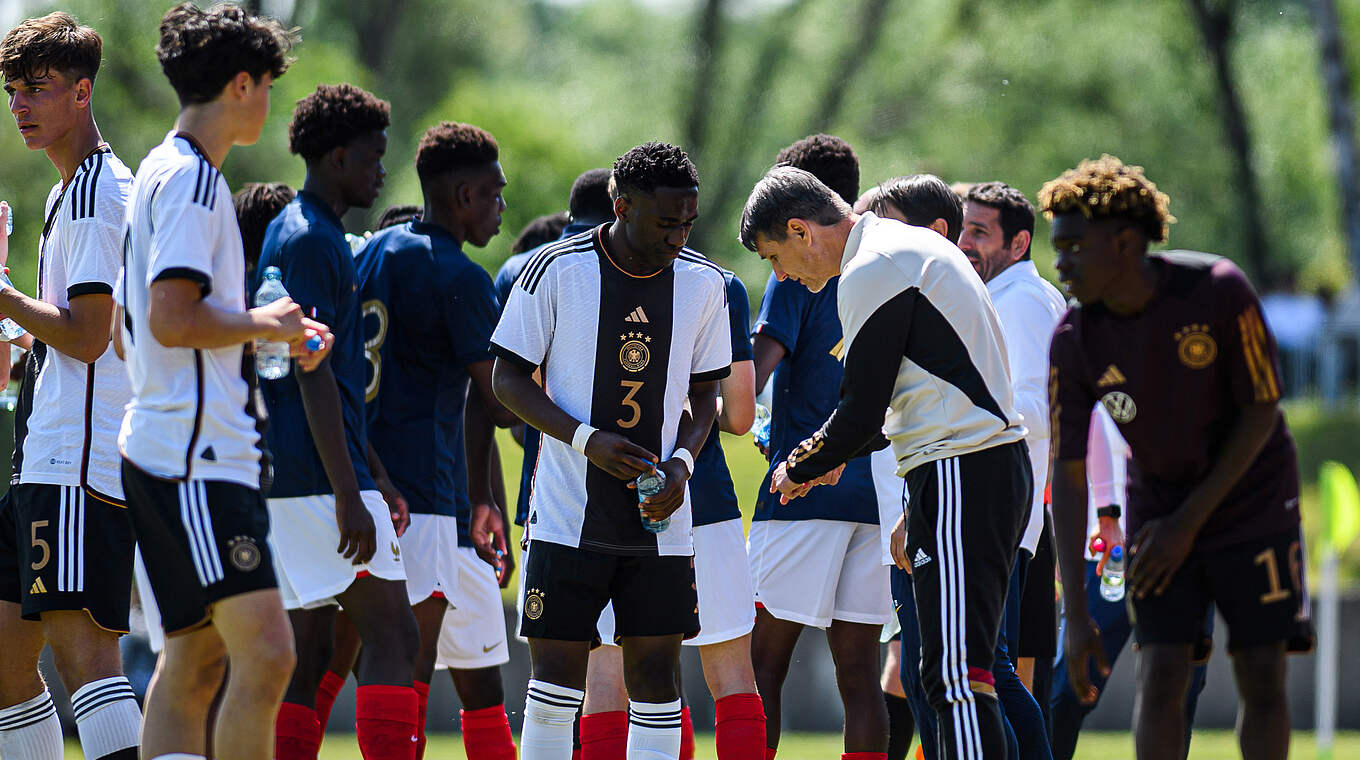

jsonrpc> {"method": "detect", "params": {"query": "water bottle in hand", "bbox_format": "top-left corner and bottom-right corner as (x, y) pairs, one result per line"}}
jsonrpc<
(1099, 545), (1125, 602)
(752, 403), (771, 450)
(635, 469), (669, 533)
(254, 266), (292, 380)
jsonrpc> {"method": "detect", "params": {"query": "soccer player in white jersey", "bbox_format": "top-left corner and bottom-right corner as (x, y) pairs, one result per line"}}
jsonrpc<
(492, 142), (731, 760)
(0, 13), (140, 760)
(742, 167), (1032, 760)
(114, 6), (326, 760)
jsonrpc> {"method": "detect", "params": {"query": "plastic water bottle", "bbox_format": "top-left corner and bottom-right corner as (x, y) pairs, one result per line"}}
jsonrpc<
(254, 266), (291, 379)
(3, 201), (11, 236)
(635, 469), (669, 533)
(0, 204), (24, 342)
(1100, 545), (1126, 602)
(752, 403), (771, 450)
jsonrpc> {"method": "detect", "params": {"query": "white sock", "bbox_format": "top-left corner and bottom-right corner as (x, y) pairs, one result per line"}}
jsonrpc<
(521, 679), (584, 760)
(72, 676), (141, 759)
(627, 699), (683, 760)
(0, 689), (63, 760)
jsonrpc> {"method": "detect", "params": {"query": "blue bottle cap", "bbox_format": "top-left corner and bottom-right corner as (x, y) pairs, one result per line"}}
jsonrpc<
(1110, 545), (1122, 561)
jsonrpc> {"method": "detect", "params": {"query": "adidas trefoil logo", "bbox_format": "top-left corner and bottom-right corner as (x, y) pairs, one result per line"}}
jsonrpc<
(1096, 364), (1126, 388)
(624, 306), (649, 324)
(29, 578), (47, 594)
(913, 548), (931, 568)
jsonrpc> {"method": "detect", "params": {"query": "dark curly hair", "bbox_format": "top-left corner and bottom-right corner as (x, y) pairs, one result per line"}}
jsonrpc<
(611, 142), (699, 198)
(376, 204), (421, 230)
(1038, 155), (1175, 243)
(156, 3), (295, 106)
(288, 83), (390, 162)
(0, 12), (101, 85)
(233, 182), (293, 271)
(965, 181), (1036, 257)
(511, 212), (571, 255)
(775, 134), (859, 204)
(415, 122), (498, 184)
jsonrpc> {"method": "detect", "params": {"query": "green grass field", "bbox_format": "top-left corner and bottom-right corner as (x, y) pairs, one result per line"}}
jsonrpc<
(62, 731), (1360, 759)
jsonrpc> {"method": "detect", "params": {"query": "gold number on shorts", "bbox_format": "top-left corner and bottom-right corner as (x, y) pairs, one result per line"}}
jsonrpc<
(363, 299), (389, 403)
(1254, 546), (1291, 604)
(29, 520), (49, 571)
(1288, 540), (1303, 595)
(618, 380), (643, 429)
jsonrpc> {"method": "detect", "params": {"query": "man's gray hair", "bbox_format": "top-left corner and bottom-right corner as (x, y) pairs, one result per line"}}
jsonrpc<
(739, 166), (851, 252)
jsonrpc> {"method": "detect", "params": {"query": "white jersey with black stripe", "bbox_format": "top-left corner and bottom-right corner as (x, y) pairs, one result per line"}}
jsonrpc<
(16, 147), (132, 501)
(116, 132), (260, 487)
(490, 228), (732, 556)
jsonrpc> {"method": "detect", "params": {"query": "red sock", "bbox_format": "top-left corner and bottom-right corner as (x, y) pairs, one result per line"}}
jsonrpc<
(840, 754), (888, 760)
(680, 706), (696, 760)
(315, 671), (345, 736)
(579, 710), (628, 760)
(765, 747), (777, 760)
(355, 684), (418, 760)
(412, 681), (430, 760)
(715, 693), (767, 760)
(573, 750), (583, 760)
(461, 704), (517, 760)
(275, 701), (321, 760)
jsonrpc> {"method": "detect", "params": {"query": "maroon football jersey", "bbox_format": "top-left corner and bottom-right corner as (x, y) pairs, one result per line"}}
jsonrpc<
(1049, 251), (1300, 553)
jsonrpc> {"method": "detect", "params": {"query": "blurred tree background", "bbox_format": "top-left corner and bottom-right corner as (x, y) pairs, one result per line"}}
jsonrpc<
(1, 0), (1357, 297)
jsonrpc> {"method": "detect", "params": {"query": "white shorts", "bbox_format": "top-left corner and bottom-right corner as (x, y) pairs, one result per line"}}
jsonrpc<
(398, 513), (460, 605)
(597, 519), (754, 647)
(435, 547), (510, 670)
(267, 490), (405, 610)
(132, 548), (164, 653)
(748, 519), (893, 628)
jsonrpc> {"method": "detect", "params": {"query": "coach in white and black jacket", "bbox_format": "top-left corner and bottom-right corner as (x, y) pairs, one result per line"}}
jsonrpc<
(739, 166), (1031, 760)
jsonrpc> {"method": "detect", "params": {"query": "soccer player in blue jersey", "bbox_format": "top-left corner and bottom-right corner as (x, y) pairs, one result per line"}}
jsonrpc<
(355, 121), (519, 760)
(256, 84), (420, 760)
(749, 135), (891, 760)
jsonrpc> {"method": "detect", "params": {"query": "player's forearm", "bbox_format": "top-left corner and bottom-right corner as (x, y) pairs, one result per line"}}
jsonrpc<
(1177, 401), (1278, 533)
(464, 388), (496, 505)
(674, 381), (720, 464)
(751, 334), (787, 393)
(0, 288), (110, 363)
(149, 296), (271, 350)
(717, 360), (756, 435)
(1052, 460), (1094, 623)
(296, 360), (362, 499)
(488, 436), (509, 523)
(491, 357), (586, 446)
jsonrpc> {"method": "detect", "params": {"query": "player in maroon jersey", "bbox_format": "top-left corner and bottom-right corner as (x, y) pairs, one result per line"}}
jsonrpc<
(1044, 155), (1308, 760)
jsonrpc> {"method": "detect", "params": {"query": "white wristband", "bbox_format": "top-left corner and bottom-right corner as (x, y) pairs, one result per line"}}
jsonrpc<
(571, 423), (597, 454)
(671, 448), (695, 478)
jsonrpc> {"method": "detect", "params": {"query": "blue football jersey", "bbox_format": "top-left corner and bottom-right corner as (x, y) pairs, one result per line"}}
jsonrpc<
(256, 191), (375, 497)
(356, 220), (499, 518)
(689, 271), (752, 527)
(751, 274), (878, 523)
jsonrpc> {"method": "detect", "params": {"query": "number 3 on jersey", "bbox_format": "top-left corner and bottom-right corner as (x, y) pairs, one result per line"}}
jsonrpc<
(363, 299), (389, 402)
(618, 380), (644, 429)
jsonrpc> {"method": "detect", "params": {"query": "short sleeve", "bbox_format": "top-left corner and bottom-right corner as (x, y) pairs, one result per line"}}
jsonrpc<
(725, 274), (753, 363)
(691, 276), (732, 383)
(490, 261), (556, 372)
(446, 266), (500, 368)
(1050, 320), (1096, 461)
(274, 231), (341, 326)
(751, 273), (802, 351)
(62, 216), (122, 299)
(147, 168), (216, 294)
(1215, 261), (1283, 406)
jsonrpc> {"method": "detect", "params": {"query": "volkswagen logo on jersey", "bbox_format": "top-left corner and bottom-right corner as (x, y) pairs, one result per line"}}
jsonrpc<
(1101, 391), (1137, 423)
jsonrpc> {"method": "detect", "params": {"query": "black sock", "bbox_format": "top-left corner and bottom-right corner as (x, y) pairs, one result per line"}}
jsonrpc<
(885, 691), (914, 760)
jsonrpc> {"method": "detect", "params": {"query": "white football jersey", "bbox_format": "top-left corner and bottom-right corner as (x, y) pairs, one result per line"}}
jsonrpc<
(491, 228), (731, 557)
(14, 146), (132, 501)
(116, 132), (261, 487)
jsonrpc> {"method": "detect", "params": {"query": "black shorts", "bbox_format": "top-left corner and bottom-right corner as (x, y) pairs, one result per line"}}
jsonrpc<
(121, 459), (276, 636)
(0, 484), (135, 632)
(520, 539), (698, 644)
(1017, 509), (1057, 658)
(1132, 527), (1309, 653)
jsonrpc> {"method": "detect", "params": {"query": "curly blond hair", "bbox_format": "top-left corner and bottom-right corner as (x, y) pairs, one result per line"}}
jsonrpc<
(1038, 155), (1175, 243)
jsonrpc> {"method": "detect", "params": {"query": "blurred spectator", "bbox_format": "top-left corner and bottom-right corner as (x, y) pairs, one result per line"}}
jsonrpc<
(1260, 274), (1325, 395)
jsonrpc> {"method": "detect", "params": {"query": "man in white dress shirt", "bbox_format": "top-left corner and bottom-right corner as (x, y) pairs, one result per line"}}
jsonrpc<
(957, 181), (1067, 760)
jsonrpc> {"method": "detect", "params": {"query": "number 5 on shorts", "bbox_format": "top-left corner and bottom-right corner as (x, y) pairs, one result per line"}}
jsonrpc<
(30, 519), (50, 571)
